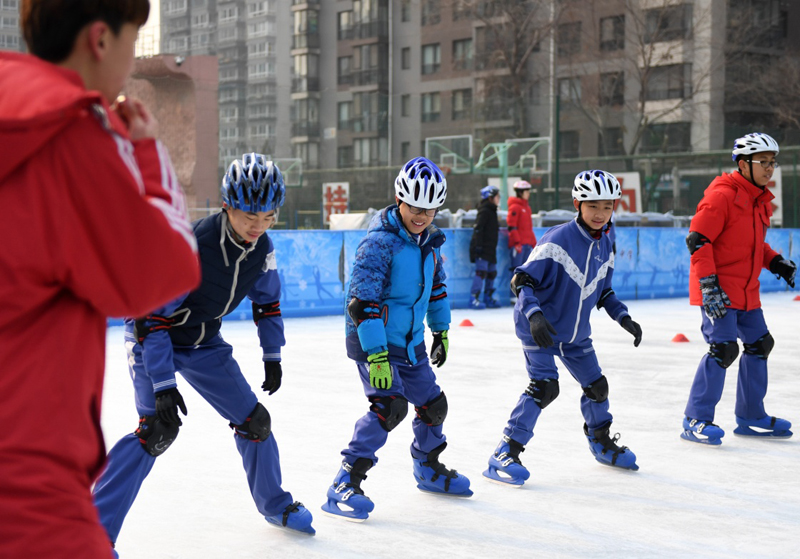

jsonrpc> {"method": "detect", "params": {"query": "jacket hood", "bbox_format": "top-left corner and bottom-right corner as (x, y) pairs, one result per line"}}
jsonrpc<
(0, 52), (127, 184)
(369, 205), (445, 248)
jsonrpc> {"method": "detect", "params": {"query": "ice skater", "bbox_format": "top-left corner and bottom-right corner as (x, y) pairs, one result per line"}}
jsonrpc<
(322, 156), (472, 522)
(681, 132), (795, 445)
(507, 180), (537, 301)
(484, 170), (643, 486)
(469, 185), (501, 308)
(93, 155), (315, 557)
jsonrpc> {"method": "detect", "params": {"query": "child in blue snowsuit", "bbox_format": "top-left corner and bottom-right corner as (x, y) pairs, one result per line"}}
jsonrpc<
(322, 157), (472, 522)
(483, 170), (643, 487)
(93, 155), (315, 555)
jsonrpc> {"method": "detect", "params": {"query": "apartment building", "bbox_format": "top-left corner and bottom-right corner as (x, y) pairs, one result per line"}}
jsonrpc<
(0, 0), (22, 53)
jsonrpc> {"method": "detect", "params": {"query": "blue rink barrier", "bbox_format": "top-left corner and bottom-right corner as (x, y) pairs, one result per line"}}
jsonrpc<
(108, 226), (798, 326)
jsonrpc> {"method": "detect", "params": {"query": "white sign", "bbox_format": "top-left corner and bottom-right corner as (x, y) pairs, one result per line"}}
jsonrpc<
(766, 168), (783, 227)
(613, 172), (643, 214)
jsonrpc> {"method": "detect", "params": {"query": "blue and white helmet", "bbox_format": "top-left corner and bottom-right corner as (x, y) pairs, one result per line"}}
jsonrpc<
(394, 156), (447, 209)
(221, 153), (285, 212)
(481, 185), (500, 199)
(731, 132), (780, 162)
(572, 170), (621, 201)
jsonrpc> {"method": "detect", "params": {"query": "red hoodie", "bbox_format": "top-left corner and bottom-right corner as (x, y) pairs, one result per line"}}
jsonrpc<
(0, 52), (200, 558)
(507, 195), (537, 248)
(688, 171), (779, 310)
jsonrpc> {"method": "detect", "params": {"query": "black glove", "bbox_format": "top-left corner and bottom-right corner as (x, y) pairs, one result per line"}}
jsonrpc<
(430, 331), (449, 368)
(529, 312), (557, 348)
(770, 255), (796, 288)
(262, 361), (282, 395)
(155, 387), (187, 425)
(620, 316), (642, 347)
(699, 274), (731, 319)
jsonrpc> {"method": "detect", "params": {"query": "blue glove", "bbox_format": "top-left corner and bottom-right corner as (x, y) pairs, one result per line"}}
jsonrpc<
(368, 351), (392, 389)
(770, 256), (796, 288)
(155, 387), (187, 425)
(262, 361), (282, 395)
(699, 275), (731, 319)
(430, 331), (449, 368)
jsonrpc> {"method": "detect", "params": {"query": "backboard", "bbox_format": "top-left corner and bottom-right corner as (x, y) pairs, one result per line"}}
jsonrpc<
(504, 137), (551, 175)
(424, 134), (473, 173)
(269, 157), (303, 188)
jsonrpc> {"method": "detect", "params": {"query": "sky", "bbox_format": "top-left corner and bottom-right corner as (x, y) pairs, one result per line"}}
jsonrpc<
(136, 0), (160, 57)
(100, 292), (800, 559)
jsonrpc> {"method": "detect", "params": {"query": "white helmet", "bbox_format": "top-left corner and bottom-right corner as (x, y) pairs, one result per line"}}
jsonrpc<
(513, 180), (532, 190)
(394, 156), (447, 209)
(572, 170), (621, 201)
(731, 133), (779, 162)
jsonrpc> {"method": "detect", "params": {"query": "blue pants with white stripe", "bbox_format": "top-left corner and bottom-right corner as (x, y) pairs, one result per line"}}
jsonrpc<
(92, 332), (292, 544)
(503, 339), (612, 446)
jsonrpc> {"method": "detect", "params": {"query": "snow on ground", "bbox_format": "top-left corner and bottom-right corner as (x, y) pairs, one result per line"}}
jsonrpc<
(101, 293), (800, 559)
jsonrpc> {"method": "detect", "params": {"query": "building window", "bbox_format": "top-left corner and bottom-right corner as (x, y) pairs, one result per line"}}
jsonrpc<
(0, 34), (19, 48)
(453, 0), (470, 21)
(401, 141), (411, 161)
(248, 1), (267, 16)
(557, 21), (581, 57)
(558, 77), (581, 104)
(219, 4), (238, 23)
(249, 62), (273, 79)
(218, 27), (238, 42)
(453, 38), (472, 71)
(645, 4), (692, 43)
(1, 0), (19, 8)
(600, 15), (624, 51)
(221, 106), (238, 122)
(642, 122), (691, 153)
(401, 47), (411, 70)
(401, 94), (410, 117)
(337, 56), (352, 85)
(248, 42), (271, 58)
(164, 0), (187, 15)
(452, 89), (472, 120)
(559, 130), (580, 159)
(220, 67), (239, 82)
(220, 127), (240, 140)
(338, 102), (352, 130)
(168, 37), (187, 52)
(220, 88), (239, 102)
(338, 11), (353, 40)
(192, 12), (209, 27)
(421, 92), (441, 122)
(248, 21), (272, 38)
(338, 146), (354, 168)
(401, 0), (411, 22)
(421, 0), (440, 26)
(645, 64), (692, 101)
(598, 127), (624, 156)
(421, 43), (441, 75)
(599, 72), (624, 106)
(249, 104), (271, 119)
(353, 137), (388, 167)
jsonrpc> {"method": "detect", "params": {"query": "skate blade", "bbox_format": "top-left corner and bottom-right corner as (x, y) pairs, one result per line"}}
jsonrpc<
(482, 468), (525, 487)
(593, 457), (639, 471)
(733, 426), (793, 439)
(680, 430), (722, 446)
(264, 518), (316, 535)
(416, 485), (474, 498)
(320, 500), (369, 522)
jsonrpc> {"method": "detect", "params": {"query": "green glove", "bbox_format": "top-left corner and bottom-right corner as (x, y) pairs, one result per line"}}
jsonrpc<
(368, 350), (392, 389)
(430, 331), (448, 368)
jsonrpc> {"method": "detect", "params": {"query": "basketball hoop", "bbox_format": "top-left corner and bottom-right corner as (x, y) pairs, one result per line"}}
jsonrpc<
(441, 165), (452, 176)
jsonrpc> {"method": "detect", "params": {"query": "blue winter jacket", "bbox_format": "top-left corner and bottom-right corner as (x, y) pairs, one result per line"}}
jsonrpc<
(514, 217), (629, 356)
(125, 211), (285, 393)
(345, 205), (450, 365)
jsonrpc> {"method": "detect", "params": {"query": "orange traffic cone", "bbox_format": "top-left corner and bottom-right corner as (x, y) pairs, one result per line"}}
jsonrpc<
(672, 333), (690, 343)
(459, 319), (474, 327)
(794, 295), (800, 301)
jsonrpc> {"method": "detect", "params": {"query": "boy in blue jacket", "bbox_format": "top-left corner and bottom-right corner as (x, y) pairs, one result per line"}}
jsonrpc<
(322, 157), (472, 522)
(93, 155), (315, 555)
(483, 170), (643, 486)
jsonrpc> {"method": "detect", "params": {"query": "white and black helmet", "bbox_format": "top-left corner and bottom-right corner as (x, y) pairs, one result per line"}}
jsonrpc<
(394, 156), (447, 209)
(572, 170), (621, 201)
(731, 132), (780, 162)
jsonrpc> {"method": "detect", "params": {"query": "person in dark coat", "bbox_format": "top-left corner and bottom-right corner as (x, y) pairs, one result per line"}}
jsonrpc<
(469, 185), (501, 308)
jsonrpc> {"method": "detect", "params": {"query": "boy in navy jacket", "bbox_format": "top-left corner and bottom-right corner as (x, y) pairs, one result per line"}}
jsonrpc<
(484, 170), (643, 486)
(322, 157), (472, 522)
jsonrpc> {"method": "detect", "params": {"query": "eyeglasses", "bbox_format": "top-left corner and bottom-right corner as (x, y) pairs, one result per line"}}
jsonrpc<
(407, 205), (438, 217)
(748, 159), (779, 169)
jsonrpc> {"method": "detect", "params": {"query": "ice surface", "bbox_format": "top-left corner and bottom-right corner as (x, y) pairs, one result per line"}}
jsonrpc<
(101, 293), (800, 558)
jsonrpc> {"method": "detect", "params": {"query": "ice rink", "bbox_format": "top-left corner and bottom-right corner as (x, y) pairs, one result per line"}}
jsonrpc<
(100, 293), (799, 559)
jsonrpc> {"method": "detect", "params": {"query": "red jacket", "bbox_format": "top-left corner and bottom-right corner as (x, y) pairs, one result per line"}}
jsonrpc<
(507, 196), (537, 248)
(688, 171), (779, 310)
(0, 52), (200, 558)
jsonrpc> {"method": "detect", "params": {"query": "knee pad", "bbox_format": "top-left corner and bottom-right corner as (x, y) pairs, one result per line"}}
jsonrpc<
(229, 403), (272, 442)
(136, 415), (180, 457)
(369, 395), (408, 431)
(708, 341), (739, 369)
(743, 333), (774, 359)
(486, 270), (497, 281)
(582, 375), (609, 403)
(525, 378), (560, 409)
(415, 392), (448, 426)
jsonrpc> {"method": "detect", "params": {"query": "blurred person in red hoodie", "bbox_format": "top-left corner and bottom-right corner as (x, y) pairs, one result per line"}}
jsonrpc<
(0, 1), (200, 557)
(506, 180), (537, 301)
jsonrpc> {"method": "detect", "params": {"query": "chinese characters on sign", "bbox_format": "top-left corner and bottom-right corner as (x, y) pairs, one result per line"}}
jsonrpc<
(323, 182), (349, 225)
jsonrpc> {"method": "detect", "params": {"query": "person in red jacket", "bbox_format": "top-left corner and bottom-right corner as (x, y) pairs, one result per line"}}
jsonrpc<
(0, 2), (200, 558)
(681, 132), (796, 446)
(507, 180), (538, 300)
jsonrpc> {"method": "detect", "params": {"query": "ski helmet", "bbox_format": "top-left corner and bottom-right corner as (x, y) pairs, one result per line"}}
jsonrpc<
(513, 180), (532, 190)
(394, 156), (447, 209)
(731, 132), (780, 162)
(222, 153), (285, 212)
(572, 170), (621, 201)
(481, 185), (500, 199)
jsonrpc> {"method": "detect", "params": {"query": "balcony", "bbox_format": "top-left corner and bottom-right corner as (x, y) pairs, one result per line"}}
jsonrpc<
(353, 20), (388, 41)
(351, 68), (388, 87)
(292, 33), (320, 50)
(292, 76), (320, 93)
(349, 114), (387, 134)
(291, 121), (320, 137)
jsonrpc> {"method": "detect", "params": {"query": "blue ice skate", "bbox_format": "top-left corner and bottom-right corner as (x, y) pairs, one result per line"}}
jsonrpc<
(413, 442), (473, 497)
(483, 297), (501, 309)
(469, 297), (486, 310)
(584, 423), (639, 471)
(321, 458), (375, 522)
(483, 436), (530, 487)
(733, 416), (793, 439)
(680, 417), (724, 446)
(265, 501), (315, 535)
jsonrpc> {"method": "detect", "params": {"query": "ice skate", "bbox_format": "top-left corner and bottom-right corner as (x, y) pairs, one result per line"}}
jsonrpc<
(321, 458), (375, 522)
(483, 435), (530, 487)
(584, 423), (639, 471)
(265, 501), (315, 535)
(733, 416), (793, 439)
(469, 296), (486, 310)
(412, 442), (473, 497)
(483, 296), (501, 309)
(680, 417), (724, 446)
